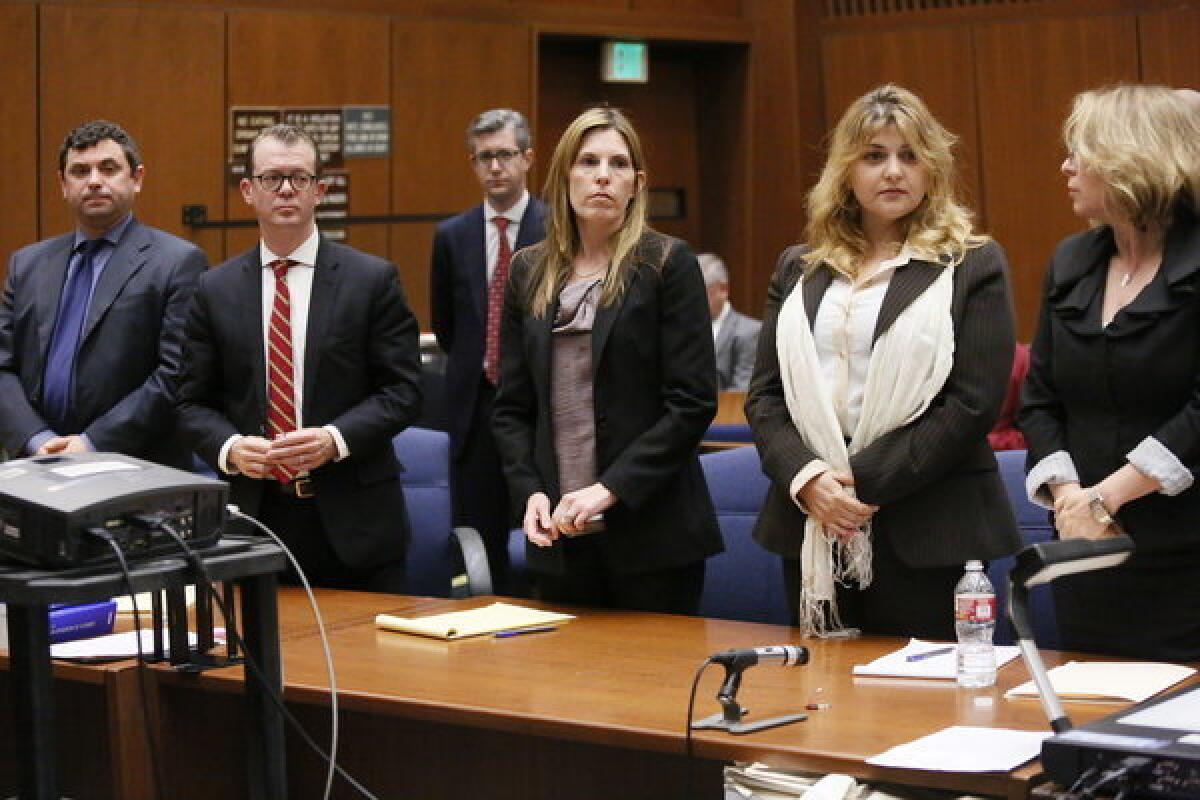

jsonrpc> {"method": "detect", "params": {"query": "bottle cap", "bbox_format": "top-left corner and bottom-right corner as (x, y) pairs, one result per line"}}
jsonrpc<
(965, 559), (982, 570)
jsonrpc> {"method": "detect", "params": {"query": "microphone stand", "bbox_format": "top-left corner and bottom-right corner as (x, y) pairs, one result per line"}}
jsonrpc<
(691, 660), (808, 735)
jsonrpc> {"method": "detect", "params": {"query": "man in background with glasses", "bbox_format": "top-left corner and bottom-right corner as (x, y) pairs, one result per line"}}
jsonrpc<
(177, 123), (421, 592)
(0, 120), (207, 467)
(430, 109), (545, 595)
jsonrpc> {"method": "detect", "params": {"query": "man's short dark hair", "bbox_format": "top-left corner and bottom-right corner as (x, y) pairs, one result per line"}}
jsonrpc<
(244, 123), (322, 178)
(58, 120), (141, 172)
(465, 109), (532, 152)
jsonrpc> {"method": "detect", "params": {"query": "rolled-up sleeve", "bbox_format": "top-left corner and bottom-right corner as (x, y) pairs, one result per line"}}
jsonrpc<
(1127, 436), (1194, 496)
(1025, 449), (1080, 509)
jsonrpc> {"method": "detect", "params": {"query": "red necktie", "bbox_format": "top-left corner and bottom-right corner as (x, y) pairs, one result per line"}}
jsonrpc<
(484, 216), (512, 385)
(266, 259), (298, 483)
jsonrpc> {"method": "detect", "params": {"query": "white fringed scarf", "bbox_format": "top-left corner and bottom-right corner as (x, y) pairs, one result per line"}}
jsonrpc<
(777, 260), (956, 634)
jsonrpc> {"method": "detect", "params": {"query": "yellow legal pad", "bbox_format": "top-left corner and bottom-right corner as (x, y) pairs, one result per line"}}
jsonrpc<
(375, 602), (575, 640)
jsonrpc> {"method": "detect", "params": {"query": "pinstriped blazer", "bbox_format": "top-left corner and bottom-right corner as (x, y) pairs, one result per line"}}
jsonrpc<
(746, 240), (1021, 567)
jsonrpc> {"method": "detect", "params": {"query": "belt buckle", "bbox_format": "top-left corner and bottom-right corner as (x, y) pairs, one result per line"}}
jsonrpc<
(292, 477), (315, 498)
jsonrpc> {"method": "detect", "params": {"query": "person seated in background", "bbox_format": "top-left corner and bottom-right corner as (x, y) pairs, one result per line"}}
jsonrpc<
(492, 106), (722, 614)
(1020, 85), (1200, 662)
(699, 253), (761, 391)
(746, 85), (1019, 639)
(987, 342), (1029, 451)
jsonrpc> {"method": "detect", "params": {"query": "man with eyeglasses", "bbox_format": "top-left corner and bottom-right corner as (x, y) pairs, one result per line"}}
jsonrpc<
(177, 123), (421, 592)
(430, 109), (545, 595)
(0, 120), (206, 467)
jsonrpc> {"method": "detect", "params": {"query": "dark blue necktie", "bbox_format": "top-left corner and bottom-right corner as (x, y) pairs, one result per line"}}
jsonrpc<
(42, 239), (102, 432)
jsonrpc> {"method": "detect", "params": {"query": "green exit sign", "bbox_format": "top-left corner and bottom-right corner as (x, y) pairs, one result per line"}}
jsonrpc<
(602, 40), (648, 84)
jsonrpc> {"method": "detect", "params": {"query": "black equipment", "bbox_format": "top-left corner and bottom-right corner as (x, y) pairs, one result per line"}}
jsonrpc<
(1041, 684), (1200, 799)
(0, 452), (226, 567)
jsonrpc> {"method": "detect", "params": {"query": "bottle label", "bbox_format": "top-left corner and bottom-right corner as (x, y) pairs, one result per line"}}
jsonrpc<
(955, 594), (995, 623)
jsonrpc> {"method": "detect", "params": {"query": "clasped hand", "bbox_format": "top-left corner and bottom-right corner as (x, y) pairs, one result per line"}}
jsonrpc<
(229, 428), (336, 479)
(523, 483), (617, 547)
(1052, 484), (1119, 540)
(798, 470), (878, 539)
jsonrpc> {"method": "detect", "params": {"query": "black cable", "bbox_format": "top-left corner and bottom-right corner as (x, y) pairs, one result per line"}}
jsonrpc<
(85, 528), (164, 800)
(154, 520), (380, 800)
(683, 657), (715, 800)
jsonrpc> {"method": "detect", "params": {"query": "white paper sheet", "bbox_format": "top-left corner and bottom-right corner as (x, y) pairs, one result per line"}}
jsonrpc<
(50, 628), (224, 660)
(1005, 661), (1195, 704)
(866, 725), (1049, 772)
(852, 638), (1021, 680)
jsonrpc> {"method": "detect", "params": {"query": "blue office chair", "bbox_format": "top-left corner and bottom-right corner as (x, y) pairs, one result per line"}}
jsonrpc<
(991, 448), (1060, 648)
(393, 427), (491, 597)
(698, 444), (790, 625)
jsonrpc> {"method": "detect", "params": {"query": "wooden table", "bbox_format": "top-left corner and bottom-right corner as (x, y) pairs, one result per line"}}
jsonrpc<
(149, 590), (1131, 800)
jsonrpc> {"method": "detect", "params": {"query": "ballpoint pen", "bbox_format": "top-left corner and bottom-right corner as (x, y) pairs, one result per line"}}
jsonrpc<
(494, 625), (559, 639)
(905, 646), (955, 662)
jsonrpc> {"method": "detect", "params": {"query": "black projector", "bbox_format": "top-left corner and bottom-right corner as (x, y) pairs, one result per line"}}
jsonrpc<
(0, 452), (227, 568)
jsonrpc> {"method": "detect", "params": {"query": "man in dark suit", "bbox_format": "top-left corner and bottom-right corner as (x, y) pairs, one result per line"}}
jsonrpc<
(430, 109), (545, 593)
(698, 253), (761, 391)
(177, 124), (421, 591)
(0, 120), (206, 466)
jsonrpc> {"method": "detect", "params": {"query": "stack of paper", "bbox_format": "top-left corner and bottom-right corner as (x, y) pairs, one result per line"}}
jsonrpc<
(375, 602), (574, 640)
(852, 638), (1021, 680)
(1005, 661), (1195, 703)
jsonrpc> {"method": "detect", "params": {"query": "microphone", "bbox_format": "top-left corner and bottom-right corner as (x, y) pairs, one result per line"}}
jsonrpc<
(710, 645), (809, 669)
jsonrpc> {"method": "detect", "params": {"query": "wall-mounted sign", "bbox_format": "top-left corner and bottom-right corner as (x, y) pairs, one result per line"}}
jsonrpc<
(227, 105), (390, 183)
(317, 170), (349, 242)
(283, 107), (344, 168)
(343, 106), (391, 158)
(602, 40), (648, 83)
(228, 107), (283, 180)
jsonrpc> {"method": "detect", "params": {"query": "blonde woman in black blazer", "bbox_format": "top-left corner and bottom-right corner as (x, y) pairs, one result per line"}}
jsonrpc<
(492, 107), (721, 614)
(747, 86), (1019, 638)
(1019, 86), (1200, 661)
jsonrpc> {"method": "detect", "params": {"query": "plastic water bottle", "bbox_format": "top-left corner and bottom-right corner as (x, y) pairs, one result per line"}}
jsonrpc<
(954, 560), (997, 688)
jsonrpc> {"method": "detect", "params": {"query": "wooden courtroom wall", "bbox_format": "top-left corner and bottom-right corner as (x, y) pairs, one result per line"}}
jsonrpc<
(815, 0), (1200, 340)
(0, 0), (807, 331)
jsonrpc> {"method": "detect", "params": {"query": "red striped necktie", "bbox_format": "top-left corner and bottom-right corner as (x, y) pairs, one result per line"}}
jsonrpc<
(266, 258), (298, 483)
(484, 216), (512, 385)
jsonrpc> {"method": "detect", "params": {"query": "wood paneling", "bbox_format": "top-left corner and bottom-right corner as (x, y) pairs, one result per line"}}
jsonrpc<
(227, 10), (392, 262)
(38, 5), (225, 264)
(391, 17), (533, 327)
(742, 0), (807, 319)
(974, 13), (1139, 339)
(1139, 8), (1200, 86)
(0, 4), (37, 283)
(821, 26), (982, 221)
(631, 0), (740, 16)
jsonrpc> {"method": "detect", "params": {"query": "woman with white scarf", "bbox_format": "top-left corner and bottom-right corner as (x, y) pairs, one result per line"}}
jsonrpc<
(746, 85), (1020, 639)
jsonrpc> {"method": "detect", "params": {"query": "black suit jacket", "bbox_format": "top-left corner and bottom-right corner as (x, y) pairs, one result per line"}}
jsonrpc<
(0, 218), (206, 467)
(492, 230), (722, 576)
(430, 198), (546, 455)
(176, 237), (422, 569)
(747, 240), (1020, 567)
(1019, 211), (1200, 554)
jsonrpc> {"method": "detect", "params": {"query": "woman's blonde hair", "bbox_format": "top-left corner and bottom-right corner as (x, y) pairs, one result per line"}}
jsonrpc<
(1064, 84), (1200, 229)
(804, 84), (983, 277)
(526, 106), (647, 318)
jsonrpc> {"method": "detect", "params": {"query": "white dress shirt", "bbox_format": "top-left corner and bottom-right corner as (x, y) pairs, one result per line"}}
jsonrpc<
(218, 227), (349, 474)
(789, 250), (912, 501)
(483, 190), (529, 284)
(711, 300), (732, 341)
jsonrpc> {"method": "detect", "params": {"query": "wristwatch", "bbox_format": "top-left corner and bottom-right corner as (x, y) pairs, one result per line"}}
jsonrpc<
(1086, 488), (1115, 526)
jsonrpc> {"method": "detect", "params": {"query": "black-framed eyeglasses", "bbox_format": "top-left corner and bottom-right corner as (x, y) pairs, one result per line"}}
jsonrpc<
(252, 172), (318, 192)
(471, 149), (521, 166)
